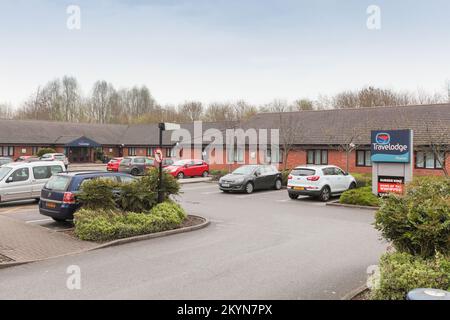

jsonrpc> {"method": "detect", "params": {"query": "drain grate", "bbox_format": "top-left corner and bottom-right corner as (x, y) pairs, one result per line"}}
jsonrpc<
(0, 253), (14, 263)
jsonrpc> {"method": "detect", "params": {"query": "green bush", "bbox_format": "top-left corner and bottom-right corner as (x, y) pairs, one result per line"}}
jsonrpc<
(119, 180), (157, 212)
(371, 252), (450, 300)
(351, 173), (372, 188)
(375, 177), (450, 257)
(339, 186), (380, 207)
(36, 147), (57, 157)
(74, 202), (187, 242)
(210, 169), (229, 181)
(78, 178), (118, 210)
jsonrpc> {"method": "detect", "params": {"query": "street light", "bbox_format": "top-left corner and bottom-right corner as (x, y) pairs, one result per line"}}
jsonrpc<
(157, 123), (181, 203)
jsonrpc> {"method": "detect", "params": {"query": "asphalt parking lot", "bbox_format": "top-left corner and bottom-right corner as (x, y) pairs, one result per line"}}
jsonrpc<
(0, 182), (386, 299)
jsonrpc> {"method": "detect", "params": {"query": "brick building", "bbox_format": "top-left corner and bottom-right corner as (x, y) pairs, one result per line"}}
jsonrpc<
(0, 104), (449, 176)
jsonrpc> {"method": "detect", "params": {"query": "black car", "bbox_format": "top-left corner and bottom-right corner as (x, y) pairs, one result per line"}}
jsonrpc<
(219, 165), (282, 194)
(39, 171), (137, 222)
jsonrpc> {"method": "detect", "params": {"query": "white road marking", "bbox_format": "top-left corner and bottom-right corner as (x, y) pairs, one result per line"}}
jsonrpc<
(26, 218), (53, 224)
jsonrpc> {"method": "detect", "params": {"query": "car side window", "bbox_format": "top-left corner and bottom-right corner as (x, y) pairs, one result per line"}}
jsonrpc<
(134, 158), (145, 164)
(334, 168), (345, 176)
(10, 168), (30, 182)
(255, 167), (262, 176)
(322, 168), (333, 176)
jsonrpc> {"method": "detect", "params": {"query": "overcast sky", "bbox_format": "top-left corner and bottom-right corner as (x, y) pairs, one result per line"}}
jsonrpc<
(1, 0), (450, 108)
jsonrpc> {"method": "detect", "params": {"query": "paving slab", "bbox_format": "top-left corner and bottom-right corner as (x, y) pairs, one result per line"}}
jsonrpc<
(0, 214), (96, 263)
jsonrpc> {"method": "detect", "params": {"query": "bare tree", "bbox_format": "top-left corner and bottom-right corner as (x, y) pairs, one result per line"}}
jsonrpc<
(178, 101), (203, 122)
(424, 120), (449, 177)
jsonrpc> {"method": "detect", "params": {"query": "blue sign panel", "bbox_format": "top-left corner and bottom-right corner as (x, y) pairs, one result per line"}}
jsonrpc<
(371, 130), (411, 163)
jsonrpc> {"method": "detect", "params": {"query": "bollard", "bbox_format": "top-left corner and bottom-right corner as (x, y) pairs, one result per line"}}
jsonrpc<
(407, 288), (450, 300)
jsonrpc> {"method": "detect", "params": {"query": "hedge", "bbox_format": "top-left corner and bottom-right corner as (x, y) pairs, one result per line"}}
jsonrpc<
(339, 186), (380, 207)
(74, 202), (187, 242)
(375, 177), (450, 258)
(371, 252), (450, 300)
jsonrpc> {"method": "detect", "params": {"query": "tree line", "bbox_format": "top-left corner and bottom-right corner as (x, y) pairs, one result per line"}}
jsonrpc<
(1, 76), (449, 124)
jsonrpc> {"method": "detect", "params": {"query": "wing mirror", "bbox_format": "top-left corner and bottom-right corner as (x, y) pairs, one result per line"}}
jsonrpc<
(6, 177), (13, 183)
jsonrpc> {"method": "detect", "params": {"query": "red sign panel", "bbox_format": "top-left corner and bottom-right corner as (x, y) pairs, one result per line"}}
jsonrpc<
(378, 176), (405, 195)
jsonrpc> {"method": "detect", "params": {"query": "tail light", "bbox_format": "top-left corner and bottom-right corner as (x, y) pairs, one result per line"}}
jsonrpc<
(63, 192), (75, 204)
(307, 176), (320, 181)
(288, 175), (293, 180)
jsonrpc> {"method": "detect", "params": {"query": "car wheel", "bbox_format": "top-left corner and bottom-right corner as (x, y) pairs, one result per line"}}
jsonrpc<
(245, 182), (254, 194)
(274, 179), (282, 190)
(52, 217), (66, 223)
(319, 186), (331, 202)
(131, 168), (139, 176)
(177, 172), (185, 179)
(289, 193), (299, 200)
(349, 182), (357, 190)
(222, 190), (230, 193)
(202, 171), (209, 177)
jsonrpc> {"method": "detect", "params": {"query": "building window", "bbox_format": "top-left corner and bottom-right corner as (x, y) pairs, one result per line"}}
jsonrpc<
(356, 150), (372, 167)
(0, 146), (14, 157)
(128, 147), (136, 156)
(307, 150), (328, 165)
(415, 151), (445, 169)
(147, 147), (155, 157)
(264, 148), (282, 164)
(32, 146), (40, 155)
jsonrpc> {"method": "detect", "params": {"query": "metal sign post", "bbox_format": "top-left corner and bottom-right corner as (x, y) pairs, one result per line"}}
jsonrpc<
(157, 123), (180, 203)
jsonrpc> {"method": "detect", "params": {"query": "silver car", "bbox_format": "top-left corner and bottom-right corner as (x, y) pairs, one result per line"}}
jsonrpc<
(0, 161), (65, 203)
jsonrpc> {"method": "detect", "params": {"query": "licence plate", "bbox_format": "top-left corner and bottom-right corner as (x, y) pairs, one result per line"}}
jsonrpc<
(293, 187), (305, 191)
(222, 183), (230, 187)
(46, 202), (56, 209)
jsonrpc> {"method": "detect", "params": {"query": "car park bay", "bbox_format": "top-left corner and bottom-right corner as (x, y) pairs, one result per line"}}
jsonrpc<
(0, 182), (386, 299)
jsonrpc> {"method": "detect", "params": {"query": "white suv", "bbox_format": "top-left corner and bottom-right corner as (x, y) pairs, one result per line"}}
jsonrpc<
(287, 165), (356, 202)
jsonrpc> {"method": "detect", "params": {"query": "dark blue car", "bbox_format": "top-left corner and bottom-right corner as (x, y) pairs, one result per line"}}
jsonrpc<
(39, 171), (137, 222)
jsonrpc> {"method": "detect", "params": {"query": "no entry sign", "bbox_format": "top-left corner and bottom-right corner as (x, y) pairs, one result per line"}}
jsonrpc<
(154, 149), (164, 163)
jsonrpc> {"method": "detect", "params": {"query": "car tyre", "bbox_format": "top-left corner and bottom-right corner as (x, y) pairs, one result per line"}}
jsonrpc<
(52, 217), (66, 223)
(349, 182), (357, 190)
(202, 171), (209, 178)
(274, 179), (282, 190)
(288, 193), (299, 200)
(319, 186), (331, 202)
(131, 168), (139, 176)
(177, 172), (185, 179)
(245, 182), (254, 194)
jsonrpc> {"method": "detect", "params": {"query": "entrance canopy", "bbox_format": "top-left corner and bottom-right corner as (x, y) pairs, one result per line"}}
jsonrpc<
(60, 136), (102, 148)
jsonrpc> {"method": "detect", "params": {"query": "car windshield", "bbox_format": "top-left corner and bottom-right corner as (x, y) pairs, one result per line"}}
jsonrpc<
(291, 168), (316, 176)
(45, 175), (71, 191)
(41, 154), (52, 159)
(172, 160), (190, 166)
(232, 166), (257, 175)
(0, 167), (12, 181)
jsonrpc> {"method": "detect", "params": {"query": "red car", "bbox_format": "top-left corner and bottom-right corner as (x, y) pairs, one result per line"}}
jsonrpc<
(164, 159), (209, 179)
(107, 157), (123, 172)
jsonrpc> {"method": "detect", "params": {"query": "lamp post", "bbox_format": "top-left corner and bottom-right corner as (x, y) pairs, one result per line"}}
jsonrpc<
(157, 123), (180, 203)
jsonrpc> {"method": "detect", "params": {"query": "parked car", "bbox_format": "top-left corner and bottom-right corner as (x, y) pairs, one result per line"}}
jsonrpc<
(0, 157), (12, 166)
(107, 157), (123, 172)
(0, 161), (65, 203)
(164, 159), (209, 179)
(118, 156), (155, 176)
(287, 165), (356, 202)
(15, 156), (40, 162)
(158, 158), (174, 168)
(39, 171), (137, 222)
(219, 165), (282, 194)
(40, 153), (69, 169)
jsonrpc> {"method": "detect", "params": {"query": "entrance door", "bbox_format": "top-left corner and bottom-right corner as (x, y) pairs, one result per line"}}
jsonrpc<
(68, 147), (90, 163)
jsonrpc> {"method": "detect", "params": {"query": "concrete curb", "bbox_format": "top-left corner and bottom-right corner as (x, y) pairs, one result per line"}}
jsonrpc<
(326, 200), (379, 211)
(341, 285), (369, 300)
(179, 177), (213, 184)
(0, 215), (209, 270)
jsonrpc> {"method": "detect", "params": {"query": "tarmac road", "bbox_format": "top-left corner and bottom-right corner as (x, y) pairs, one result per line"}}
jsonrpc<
(0, 182), (386, 299)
